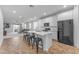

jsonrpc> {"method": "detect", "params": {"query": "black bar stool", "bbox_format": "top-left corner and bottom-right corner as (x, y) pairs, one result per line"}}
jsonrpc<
(26, 32), (31, 46)
(23, 32), (27, 41)
(32, 34), (43, 53)
(30, 33), (36, 48)
(36, 36), (43, 53)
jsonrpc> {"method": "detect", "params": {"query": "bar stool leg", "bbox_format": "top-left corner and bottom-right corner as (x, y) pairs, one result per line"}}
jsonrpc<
(28, 38), (30, 46)
(36, 41), (39, 54)
(32, 40), (34, 49)
(23, 35), (24, 40)
(32, 39), (35, 49)
(27, 37), (30, 46)
(41, 40), (43, 51)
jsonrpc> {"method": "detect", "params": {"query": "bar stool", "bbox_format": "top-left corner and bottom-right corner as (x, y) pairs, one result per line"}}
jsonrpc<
(26, 32), (31, 46)
(23, 32), (29, 40)
(31, 33), (36, 49)
(23, 32), (27, 41)
(32, 34), (43, 53)
(26, 32), (34, 46)
(36, 37), (43, 53)
(23, 32), (34, 46)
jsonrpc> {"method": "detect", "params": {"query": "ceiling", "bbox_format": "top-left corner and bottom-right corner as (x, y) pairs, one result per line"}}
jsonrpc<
(0, 5), (73, 24)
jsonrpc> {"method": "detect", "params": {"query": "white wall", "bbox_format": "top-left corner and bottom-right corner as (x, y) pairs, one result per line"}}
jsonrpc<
(13, 24), (20, 33)
(58, 10), (73, 21)
(73, 6), (79, 47)
(26, 22), (29, 29)
(0, 9), (3, 46)
(5, 24), (13, 33)
(33, 21), (38, 30)
(21, 23), (27, 29)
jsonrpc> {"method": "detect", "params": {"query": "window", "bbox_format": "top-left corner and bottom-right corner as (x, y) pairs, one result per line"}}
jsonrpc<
(29, 23), (32, 29)
(22, 23), (27, 29)
(33, 21), (38, 30)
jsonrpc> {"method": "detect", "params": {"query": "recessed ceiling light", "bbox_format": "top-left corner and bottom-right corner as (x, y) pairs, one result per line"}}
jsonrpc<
(12, 10), (16, 14)
(30, 18), (33, 20)
(43, 12), (47, 15)
(19, 16), (22, 18)
(34, 16), (37, 19)
(63, 5), (67, 8)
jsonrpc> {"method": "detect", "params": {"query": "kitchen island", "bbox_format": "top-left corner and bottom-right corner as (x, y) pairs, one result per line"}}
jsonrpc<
(28, 31), (54, 52)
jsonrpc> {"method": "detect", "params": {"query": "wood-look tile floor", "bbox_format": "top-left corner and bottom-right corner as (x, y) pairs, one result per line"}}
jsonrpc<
(0, 36), (46, 54)
(49, 40), (79, 54)
(1, 35), (79, 54)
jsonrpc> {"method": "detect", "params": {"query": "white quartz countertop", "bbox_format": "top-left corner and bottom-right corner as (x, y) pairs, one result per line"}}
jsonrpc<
(27, 31), (53, 36)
